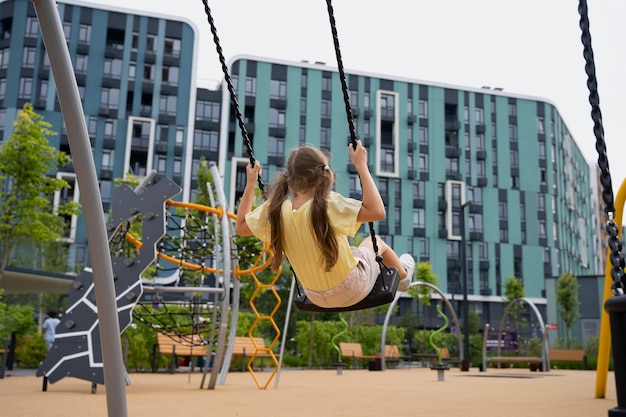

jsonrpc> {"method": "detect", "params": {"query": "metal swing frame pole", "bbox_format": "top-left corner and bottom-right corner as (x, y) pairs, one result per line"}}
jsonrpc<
(30, 2), (127, 416)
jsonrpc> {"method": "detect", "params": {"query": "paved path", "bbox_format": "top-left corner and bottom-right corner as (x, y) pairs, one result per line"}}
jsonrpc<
(0, 367), (619, 417)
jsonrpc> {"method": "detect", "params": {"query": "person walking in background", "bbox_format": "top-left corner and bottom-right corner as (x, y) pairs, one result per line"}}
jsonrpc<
(42, 310), (60, 352)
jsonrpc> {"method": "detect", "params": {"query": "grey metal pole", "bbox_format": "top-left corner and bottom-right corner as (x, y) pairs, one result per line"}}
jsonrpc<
(30, 2), (127, 416)
(460, 201), (470, 372)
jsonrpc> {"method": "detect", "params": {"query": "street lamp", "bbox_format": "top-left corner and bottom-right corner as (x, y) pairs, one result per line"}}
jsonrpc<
(460, 200), (471, 372)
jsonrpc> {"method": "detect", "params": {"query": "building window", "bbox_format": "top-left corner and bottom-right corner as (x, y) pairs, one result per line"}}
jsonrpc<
(164, 37), (181, 57)
(322, 76), (332, 92)
(75, 54), (88, 74)
(539, 141), (546, 159)
(445, 157), (459, 177)
(418, 99), (427, 118)
(268, 136), (285, 158)
(104, 119), (117, 139)
(19, 77), (33, 100)
(159, 95), (177, 115)
(299, 126), (306, 144)
(478, 242), (488, 261)
(0, 79), (5, 100)
(509, 124), (517, 142)
(413, 208), (425, 228)
(38, 80), (48, 101)
(25, 17), (39, 38)
(78, 24), (91, 44)
(63, 22), (72, 41)
(270, 80), (287, 99)
(537, 116), (545, 134)
(510, 149), (519, 169)
(508, 102), (516, 117)
(321, 99), (331, 118)
(22, 47), (36, 69)
(196, 100), (220, 122)
(537, 194), (545, 212)
(475, 107), (484, 123)
(376, 91), (399, 176)
(269, 108), (286, 128)
(101, 149), (114, 169)
(419, 126), (428, 145)
(300, 97), (307, 116)
(498, 201), (507, 221)
(320, 127), (330, 150)
(162, 66), (179, 85)
(419, 153), (428, 174)
(100, 88), (120, 109)
(103, 58), (122, 78)
(156, 155), (167, 174)
(476, 160), (485, 177)
(245, 76), (256, 96)
(300, 71), (307, 88)
(476, 133), (485, 151)
(539, 220), (547, 239)
(175, 128), (184, 146)
(143, 64), (155, 81)
(0, 48), (10, 69)
(145, 35), (157, 52)
(193, 130), (219, 152)
(419, 237), (429, 259)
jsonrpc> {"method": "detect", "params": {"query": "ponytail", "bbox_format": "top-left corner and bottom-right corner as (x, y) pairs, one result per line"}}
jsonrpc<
(267, 172), (289, 271)
(311, 168), (338, 271)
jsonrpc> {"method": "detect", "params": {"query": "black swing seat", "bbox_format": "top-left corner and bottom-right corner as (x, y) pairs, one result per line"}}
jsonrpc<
(294, 267), (400, 313)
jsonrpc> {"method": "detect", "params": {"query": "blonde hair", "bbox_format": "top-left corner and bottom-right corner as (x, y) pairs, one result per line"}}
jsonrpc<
(267, 146), (338, 272)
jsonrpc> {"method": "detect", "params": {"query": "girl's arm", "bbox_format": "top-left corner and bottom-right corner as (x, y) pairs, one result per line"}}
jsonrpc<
(349, 141), (386, 223)
(235, 162), (261, 236)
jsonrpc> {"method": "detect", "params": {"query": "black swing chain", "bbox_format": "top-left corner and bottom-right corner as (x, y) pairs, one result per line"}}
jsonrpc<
(325, 0), (385, 271)
(578, 0), (626, 295)
(201, 0), (267, 197)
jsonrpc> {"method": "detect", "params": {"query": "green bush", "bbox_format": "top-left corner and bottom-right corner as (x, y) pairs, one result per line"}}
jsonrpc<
(15, 334), (47, 368)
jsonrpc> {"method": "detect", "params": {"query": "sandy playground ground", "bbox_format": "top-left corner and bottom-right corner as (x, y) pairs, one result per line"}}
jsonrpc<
(0, 366), (621, 417)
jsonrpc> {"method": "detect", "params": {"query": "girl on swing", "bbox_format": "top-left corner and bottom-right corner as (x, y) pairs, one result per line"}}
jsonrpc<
(235, 140), (415, 309)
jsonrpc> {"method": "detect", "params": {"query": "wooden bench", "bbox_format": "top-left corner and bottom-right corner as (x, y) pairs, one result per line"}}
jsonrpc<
(230, 337), (272, 371)
(339, 342), (375, 368)
(380, 345), (401, 368)
(156, 332), (208, 373)
(490, 356), (541, 371)
(549, 348), (587, 369)
(439, 347), (461, 366)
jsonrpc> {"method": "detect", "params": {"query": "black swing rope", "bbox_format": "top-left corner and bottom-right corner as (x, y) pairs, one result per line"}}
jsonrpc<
(578, 0), (626, 294)
(578, 3), (626, 410)
(201, 0), (267, 197)
(200, 0), (398, 312)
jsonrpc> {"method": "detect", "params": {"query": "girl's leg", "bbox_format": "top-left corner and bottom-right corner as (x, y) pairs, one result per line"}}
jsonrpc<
(358, 236), (407, 279)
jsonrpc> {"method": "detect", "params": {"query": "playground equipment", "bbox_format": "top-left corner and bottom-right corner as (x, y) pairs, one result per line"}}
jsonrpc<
(381, 281), (463, 372)
(428, 305), (451, 381)
(481, 297), (548, 372)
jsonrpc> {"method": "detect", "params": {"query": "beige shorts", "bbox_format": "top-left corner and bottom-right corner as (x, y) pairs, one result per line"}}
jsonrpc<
(303, 246), (381, 309)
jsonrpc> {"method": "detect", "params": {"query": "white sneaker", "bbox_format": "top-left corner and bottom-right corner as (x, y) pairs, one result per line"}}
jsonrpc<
(397, 253), (415, 291)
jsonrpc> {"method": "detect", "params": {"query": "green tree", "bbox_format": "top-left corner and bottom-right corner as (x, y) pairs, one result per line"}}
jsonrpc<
(556, 271), (580, 348)
(407, 262), (439, 330)
(503, 275), (525, 302)
(0, 103), (81, 283)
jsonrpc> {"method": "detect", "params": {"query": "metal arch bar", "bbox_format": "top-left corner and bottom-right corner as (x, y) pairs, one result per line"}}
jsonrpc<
(30, 2), (127, 416)
(496, 297), (548, 372)
(380, 281), (463, 371)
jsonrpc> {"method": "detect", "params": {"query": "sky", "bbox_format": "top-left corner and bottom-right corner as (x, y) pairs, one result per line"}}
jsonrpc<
(81, 0), (626, 197)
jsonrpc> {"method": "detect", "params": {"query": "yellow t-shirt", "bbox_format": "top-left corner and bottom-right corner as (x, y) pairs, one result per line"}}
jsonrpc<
(245, 191), (362, 291)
